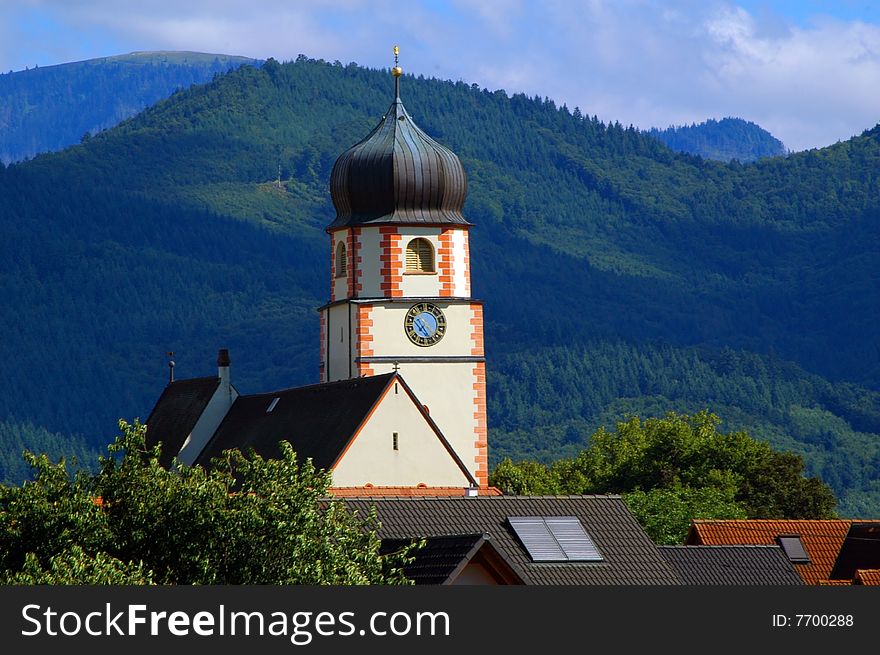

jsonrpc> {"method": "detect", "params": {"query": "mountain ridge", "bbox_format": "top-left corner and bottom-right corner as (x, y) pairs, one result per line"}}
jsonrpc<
(648, 117), (787, 162)
(0, 51), (258, 164)
(0, 56), (877, 514)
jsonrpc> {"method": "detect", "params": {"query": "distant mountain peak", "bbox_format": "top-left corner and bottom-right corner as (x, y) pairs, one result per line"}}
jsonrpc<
(0, 52), (258, 164)
(102, 51), (258, 64)
(648, 117), (787, 163)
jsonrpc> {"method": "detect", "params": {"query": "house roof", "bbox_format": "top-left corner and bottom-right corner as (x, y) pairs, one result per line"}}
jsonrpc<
(191, 373), (474, 486)
(194, 373), (396, 469)
(145, 376), (220, 467)
(855, 569), (880, 585)
(686, 519), (880, 585)
(329, 486), (502, 497)
(659, 546), (803, 585)
(341, 496), (681, 585)
(381, 534), (525, 585)
(829, 523), (880, 580)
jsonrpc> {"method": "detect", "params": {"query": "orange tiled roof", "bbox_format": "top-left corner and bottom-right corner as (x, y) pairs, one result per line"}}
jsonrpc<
(855, 569), (880, 586)
(687, 520), (880, 585)
(329, 486), (502, 497)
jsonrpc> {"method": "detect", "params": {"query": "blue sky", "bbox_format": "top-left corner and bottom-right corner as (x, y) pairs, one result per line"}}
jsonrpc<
(1, 1), (878, 150)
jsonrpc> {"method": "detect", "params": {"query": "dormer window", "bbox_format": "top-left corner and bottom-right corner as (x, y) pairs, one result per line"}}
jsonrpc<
(335, 241), (347, 277)
(405, 238), (434, 273)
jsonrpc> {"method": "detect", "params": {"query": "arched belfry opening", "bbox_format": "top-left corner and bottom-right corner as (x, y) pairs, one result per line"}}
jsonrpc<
(405, 238), (434, 273)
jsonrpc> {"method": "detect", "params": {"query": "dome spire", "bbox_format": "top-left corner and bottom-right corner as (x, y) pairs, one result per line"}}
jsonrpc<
(391, 45), (402, 100)
(328, 47), (469, 230)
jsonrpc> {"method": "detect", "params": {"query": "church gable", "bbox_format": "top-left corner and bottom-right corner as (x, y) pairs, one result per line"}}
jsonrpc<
(330, 375), (475, 488)
(193, 374), (395, 469)
(181, 371), (473, 490)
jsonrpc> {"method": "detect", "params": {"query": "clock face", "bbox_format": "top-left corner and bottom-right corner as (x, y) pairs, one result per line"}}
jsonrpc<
(404, 302), (447, 347)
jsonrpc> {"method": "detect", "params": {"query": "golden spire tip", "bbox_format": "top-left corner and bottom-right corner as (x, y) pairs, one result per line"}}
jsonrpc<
(391, 44), (402, 77)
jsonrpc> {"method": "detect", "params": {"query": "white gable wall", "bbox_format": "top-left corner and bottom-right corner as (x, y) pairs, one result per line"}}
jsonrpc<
(177, 379), (238, 466)
(330, 379), (471, 488)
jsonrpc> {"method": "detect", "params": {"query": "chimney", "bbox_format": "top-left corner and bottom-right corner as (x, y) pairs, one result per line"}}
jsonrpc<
(217, 348), (231, 387)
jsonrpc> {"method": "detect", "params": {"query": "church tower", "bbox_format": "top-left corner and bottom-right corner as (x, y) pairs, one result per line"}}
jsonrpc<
(319, 48), (488, 488)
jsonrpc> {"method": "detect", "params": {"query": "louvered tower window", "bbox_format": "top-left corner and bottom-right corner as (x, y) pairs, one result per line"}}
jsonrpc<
(405, 238), (434, 273)
(335, 241), (347, 278)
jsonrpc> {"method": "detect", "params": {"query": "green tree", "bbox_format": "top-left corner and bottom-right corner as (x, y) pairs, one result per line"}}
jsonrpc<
(2, 546), (155, 585)
(623, 483), (746, 545)
(490, 411), (837, 544)
(490, 458), (560, 495)
(0, 420), (412, 585)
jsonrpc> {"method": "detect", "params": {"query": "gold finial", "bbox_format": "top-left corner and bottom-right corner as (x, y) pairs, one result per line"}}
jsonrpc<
(391, 45), (402, 77)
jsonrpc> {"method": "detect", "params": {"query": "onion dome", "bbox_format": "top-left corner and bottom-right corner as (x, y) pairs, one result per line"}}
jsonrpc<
(328, 49), (469, 230)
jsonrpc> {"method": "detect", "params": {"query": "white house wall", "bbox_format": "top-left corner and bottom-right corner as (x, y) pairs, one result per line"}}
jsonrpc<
(325, 303), (352, 381)
(330, 381), (472, 487)
(365, 362), (481, 484)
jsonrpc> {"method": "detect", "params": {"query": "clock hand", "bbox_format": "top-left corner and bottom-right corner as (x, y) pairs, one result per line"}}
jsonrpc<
(415, 317), (430, 336)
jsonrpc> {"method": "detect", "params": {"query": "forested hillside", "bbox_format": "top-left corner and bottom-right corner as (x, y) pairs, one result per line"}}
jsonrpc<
(0, 51), (256, 164)
(649, 117), (787, 162)
(0, 57), (877, 514)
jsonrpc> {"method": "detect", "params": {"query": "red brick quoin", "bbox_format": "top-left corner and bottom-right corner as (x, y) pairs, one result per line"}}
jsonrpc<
(379, 226), (402, 297)
(356, 304), (374, 377)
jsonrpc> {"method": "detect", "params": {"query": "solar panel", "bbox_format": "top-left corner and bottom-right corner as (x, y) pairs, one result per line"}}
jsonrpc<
(776, 535), (810, 563)
(546, 517), (603, 561)
(508, 516), (603, 562)
(508, 517), (566, 562)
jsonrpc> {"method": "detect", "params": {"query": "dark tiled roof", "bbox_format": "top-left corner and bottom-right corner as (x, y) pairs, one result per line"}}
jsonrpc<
(342, 496), (681, 585)
(381, 534), (523, 585)
(328, 94), (469, 230)
(659, 546), (803, 585)
(194, 374), (395, 469)
(687, 519), (880, 585)
(145, 377), (220, 467)
(829, 523), (880, 580)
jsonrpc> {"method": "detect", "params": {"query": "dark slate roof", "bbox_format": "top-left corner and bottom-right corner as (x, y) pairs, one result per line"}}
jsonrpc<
(194, 373), (395, 469)
(660, 546), (804, 585)
(145, 377), (220, 467)
(829, 523), (880, 580)
(342, 496), (681, 585)
(381, 533), (523, 585)
(328, 85), (469, 230)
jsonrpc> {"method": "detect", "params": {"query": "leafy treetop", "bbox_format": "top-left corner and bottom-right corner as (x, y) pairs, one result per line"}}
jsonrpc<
(490, 411), (837, 544)
(0, 420), (412, 585)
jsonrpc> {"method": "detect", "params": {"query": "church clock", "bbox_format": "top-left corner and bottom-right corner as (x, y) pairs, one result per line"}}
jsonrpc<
(404, 302), (446, 347)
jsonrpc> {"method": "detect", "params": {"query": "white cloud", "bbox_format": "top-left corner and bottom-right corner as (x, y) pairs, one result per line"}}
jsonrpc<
(1, 1), (878, 150)
(699, 9), (880, 148)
